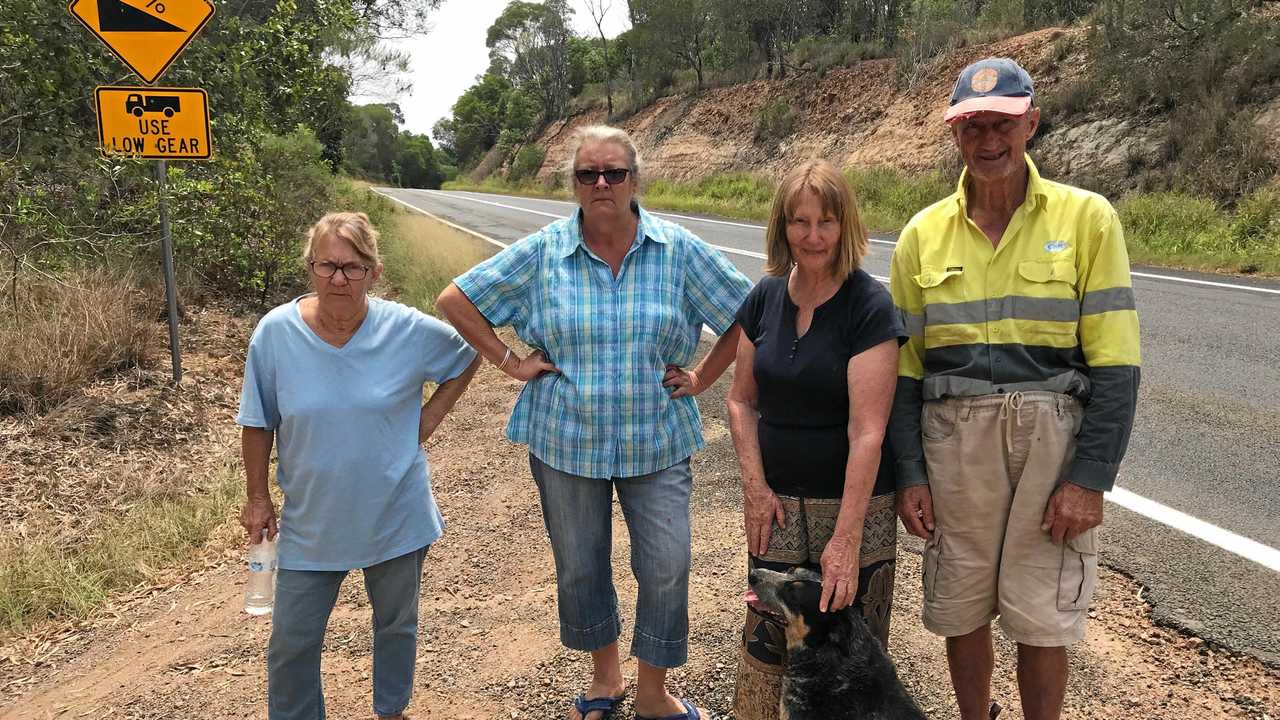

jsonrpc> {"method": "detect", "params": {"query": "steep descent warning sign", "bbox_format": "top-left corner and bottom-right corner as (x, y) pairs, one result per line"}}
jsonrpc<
(95, 86), (211, 159)
(68, 0), (214, 83)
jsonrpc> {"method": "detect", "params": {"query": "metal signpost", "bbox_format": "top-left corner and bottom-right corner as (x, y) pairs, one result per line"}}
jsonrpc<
(69, 0), (216, 383)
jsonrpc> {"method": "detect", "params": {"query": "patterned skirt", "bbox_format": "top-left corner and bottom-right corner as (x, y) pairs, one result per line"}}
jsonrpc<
(731, 492), (898, 720)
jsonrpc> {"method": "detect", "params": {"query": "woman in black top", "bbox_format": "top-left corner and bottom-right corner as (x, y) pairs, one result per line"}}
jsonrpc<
(727, 160), (906, 719)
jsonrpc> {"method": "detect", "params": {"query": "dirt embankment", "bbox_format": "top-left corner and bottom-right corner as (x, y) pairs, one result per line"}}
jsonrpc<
(530, 25), (1280, 194)
(1, 310), (1277, 719)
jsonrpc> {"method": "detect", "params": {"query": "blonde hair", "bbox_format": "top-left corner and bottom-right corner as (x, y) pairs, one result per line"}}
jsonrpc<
(565, 124), (643, 177)
(301, 212), (380, 266)
(764, 160), (869, 278)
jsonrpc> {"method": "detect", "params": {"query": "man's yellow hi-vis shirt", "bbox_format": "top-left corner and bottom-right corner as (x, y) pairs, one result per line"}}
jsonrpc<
(889, 156), (1141, 492)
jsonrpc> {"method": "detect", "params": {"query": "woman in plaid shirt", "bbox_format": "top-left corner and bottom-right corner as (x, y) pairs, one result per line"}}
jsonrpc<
(437, 125), (751, 720)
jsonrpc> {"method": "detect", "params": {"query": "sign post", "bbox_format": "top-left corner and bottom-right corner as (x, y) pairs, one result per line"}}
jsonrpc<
(157, 160), (182, 381)
(69, 0), (215, 383)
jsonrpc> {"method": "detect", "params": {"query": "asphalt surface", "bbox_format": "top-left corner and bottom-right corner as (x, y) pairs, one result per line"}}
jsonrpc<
(376, 187), (1280, 665)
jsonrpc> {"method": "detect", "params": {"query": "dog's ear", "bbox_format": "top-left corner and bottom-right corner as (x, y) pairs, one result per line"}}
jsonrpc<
(782, 579), (823, 614)
(792, 567), (822, 583)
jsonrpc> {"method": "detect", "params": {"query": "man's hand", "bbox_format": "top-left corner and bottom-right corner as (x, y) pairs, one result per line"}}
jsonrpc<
(1041, 482), (1104, 544)
(819, 534), (860, 613)
(240, 495), (278, 544)
(896, 484), (935, 539)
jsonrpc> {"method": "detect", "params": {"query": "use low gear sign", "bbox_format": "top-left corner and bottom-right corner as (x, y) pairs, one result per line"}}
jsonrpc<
(69, 0), (215, 160)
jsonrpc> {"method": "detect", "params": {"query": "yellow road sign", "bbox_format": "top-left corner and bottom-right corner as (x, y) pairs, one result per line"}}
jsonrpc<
(69, 0), (214, 83)
(95, 86), (211, 159)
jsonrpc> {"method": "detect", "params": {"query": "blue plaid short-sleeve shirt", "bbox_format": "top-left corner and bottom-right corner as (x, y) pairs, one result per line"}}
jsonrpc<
(453, 206), (751, 479)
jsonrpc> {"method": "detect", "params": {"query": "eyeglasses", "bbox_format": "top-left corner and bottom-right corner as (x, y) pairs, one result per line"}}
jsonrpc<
(574, 168), (630, 186)
(308, 260), (370, 281)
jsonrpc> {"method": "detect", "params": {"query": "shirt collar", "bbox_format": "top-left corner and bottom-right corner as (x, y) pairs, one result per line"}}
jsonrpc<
(946, 153), (1048, 218)
(555, 203), (669, 258)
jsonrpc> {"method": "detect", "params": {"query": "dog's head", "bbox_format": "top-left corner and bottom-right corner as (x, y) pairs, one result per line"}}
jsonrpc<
(747, 567), (843, 652)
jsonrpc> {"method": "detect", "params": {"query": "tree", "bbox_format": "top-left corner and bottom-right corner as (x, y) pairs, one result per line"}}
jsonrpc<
(629, 0), (715, 89)
(486, 0), (575, 120)
(585, 0), (616, 114)
(448, 74), (515, 166)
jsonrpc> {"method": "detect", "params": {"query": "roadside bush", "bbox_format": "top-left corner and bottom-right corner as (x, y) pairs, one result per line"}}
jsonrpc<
(755, 100), (796, 145)
(644, 173), (776, 219)
(1118, 192), (1228, 256)
(0, 270), (154, 415)
(509, 145), (546, 183)
(847, 167), (954, 230)
(790, 37), (887, 75)
(1228, 186), (1280, 255)
(168, 125), (339, 305)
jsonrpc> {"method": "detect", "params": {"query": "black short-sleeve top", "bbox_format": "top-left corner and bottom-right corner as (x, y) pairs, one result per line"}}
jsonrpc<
(735, 270), (907, 498)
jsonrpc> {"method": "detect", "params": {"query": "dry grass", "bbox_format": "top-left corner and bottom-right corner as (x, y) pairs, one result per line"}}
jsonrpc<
(0, 270), (155, 415)
(376, 201), (494, 314)
(0, 464), (241, 632)
(0, 301), (249, 635)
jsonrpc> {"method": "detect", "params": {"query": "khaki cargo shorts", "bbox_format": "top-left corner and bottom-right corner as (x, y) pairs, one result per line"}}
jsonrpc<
(920, 391), (1098, 647)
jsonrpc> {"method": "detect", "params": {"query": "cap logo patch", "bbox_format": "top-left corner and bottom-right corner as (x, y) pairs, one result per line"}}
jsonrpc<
(971, 67), (1000, 94)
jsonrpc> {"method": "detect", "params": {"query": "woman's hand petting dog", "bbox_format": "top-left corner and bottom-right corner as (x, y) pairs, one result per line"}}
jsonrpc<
(819, 534), (860, 612)
(743, 480), (786, 557)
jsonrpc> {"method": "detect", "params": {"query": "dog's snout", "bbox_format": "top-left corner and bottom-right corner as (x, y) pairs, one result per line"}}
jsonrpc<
(748, 570), (761, 586)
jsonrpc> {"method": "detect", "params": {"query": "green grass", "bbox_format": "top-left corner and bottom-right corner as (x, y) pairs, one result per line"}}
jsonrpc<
(447, 167), (952, 233)
(0, 468), (241, 633)
(448, 169), (1280, 276)
(1119, 189), (1280, 274)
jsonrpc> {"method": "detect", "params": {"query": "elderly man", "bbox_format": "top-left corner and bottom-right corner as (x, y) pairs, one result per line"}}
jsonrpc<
(889, 58), (1141, 720)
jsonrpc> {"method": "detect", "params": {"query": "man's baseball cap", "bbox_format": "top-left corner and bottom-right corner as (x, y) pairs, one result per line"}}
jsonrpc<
(944, 58), (1035, 124)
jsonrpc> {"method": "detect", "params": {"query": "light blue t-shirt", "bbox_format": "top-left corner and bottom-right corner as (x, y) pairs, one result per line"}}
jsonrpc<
(236, 296), (477, 571)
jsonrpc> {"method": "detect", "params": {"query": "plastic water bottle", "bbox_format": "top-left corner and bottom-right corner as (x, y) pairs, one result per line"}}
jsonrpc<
(244, 534), (277, 615)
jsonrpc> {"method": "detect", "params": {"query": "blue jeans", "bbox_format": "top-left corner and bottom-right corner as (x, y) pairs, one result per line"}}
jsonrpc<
(529, 453), (693, 668)
(267, 545), (427, 720)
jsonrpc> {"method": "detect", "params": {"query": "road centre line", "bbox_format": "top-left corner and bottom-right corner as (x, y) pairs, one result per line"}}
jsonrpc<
(440, 189), (1280, 297)
(379, 186), (1280, 574)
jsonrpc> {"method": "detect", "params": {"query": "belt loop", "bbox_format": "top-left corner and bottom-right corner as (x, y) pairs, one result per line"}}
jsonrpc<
(958, 399), (973, 422)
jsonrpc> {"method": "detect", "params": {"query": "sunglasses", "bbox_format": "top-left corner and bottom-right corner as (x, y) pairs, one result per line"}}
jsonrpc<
(574, 168), (630, 186)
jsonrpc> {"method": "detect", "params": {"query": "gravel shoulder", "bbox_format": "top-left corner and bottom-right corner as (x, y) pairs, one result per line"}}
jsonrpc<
(1, 330), (1276, 719)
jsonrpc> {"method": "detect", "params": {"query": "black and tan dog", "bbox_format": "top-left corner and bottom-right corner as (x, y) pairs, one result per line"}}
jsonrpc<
(747, 567), (927, 720)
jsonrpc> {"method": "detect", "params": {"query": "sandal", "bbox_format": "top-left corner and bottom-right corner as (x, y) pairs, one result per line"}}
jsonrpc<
(574, 693), (625, 720)
(635, 698), (707, 720)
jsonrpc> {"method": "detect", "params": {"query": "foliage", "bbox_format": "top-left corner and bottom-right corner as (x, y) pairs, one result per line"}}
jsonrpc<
(754, 100), (797, 145)
(1090, 0), (1280, 202)
(341, 103), (445, 188)
(1119, 192), (1229, 256)
(845, 166), (955, 230)
(487, 0), (576, 121)
(509, 145), (547, 182)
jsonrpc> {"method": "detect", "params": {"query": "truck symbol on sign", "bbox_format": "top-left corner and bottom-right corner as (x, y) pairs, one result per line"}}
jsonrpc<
(125, 93), (181, 118)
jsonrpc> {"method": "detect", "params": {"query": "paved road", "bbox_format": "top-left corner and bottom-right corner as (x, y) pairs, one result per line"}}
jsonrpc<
(377, 187), (1280, 665)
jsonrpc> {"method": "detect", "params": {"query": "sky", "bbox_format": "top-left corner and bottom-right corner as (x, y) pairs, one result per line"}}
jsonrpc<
(349, 0), (632, 140)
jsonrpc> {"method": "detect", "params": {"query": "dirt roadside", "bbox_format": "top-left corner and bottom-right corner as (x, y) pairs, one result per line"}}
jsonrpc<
(1, 324), (1277, 720)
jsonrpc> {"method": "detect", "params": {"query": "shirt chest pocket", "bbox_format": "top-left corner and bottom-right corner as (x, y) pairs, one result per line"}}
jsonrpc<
(1015, 260), (1080, 336)
(913, 267), (973, 345)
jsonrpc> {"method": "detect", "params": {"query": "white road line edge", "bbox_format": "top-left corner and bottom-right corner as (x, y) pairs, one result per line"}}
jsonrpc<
(1107, 488), (1280, 573)
(380, 185), (1280, 574)
(434, 188), (1280, 297)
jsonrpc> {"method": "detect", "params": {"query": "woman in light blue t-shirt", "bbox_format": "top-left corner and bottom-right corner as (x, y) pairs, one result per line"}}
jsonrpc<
(237, 212), (480, 720)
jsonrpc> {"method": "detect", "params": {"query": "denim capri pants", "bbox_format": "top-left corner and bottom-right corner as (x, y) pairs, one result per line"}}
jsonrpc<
(529, 453), (693, 668)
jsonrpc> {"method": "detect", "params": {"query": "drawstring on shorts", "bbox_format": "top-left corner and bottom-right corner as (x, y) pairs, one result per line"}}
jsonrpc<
(998, 391), (1025, 453)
